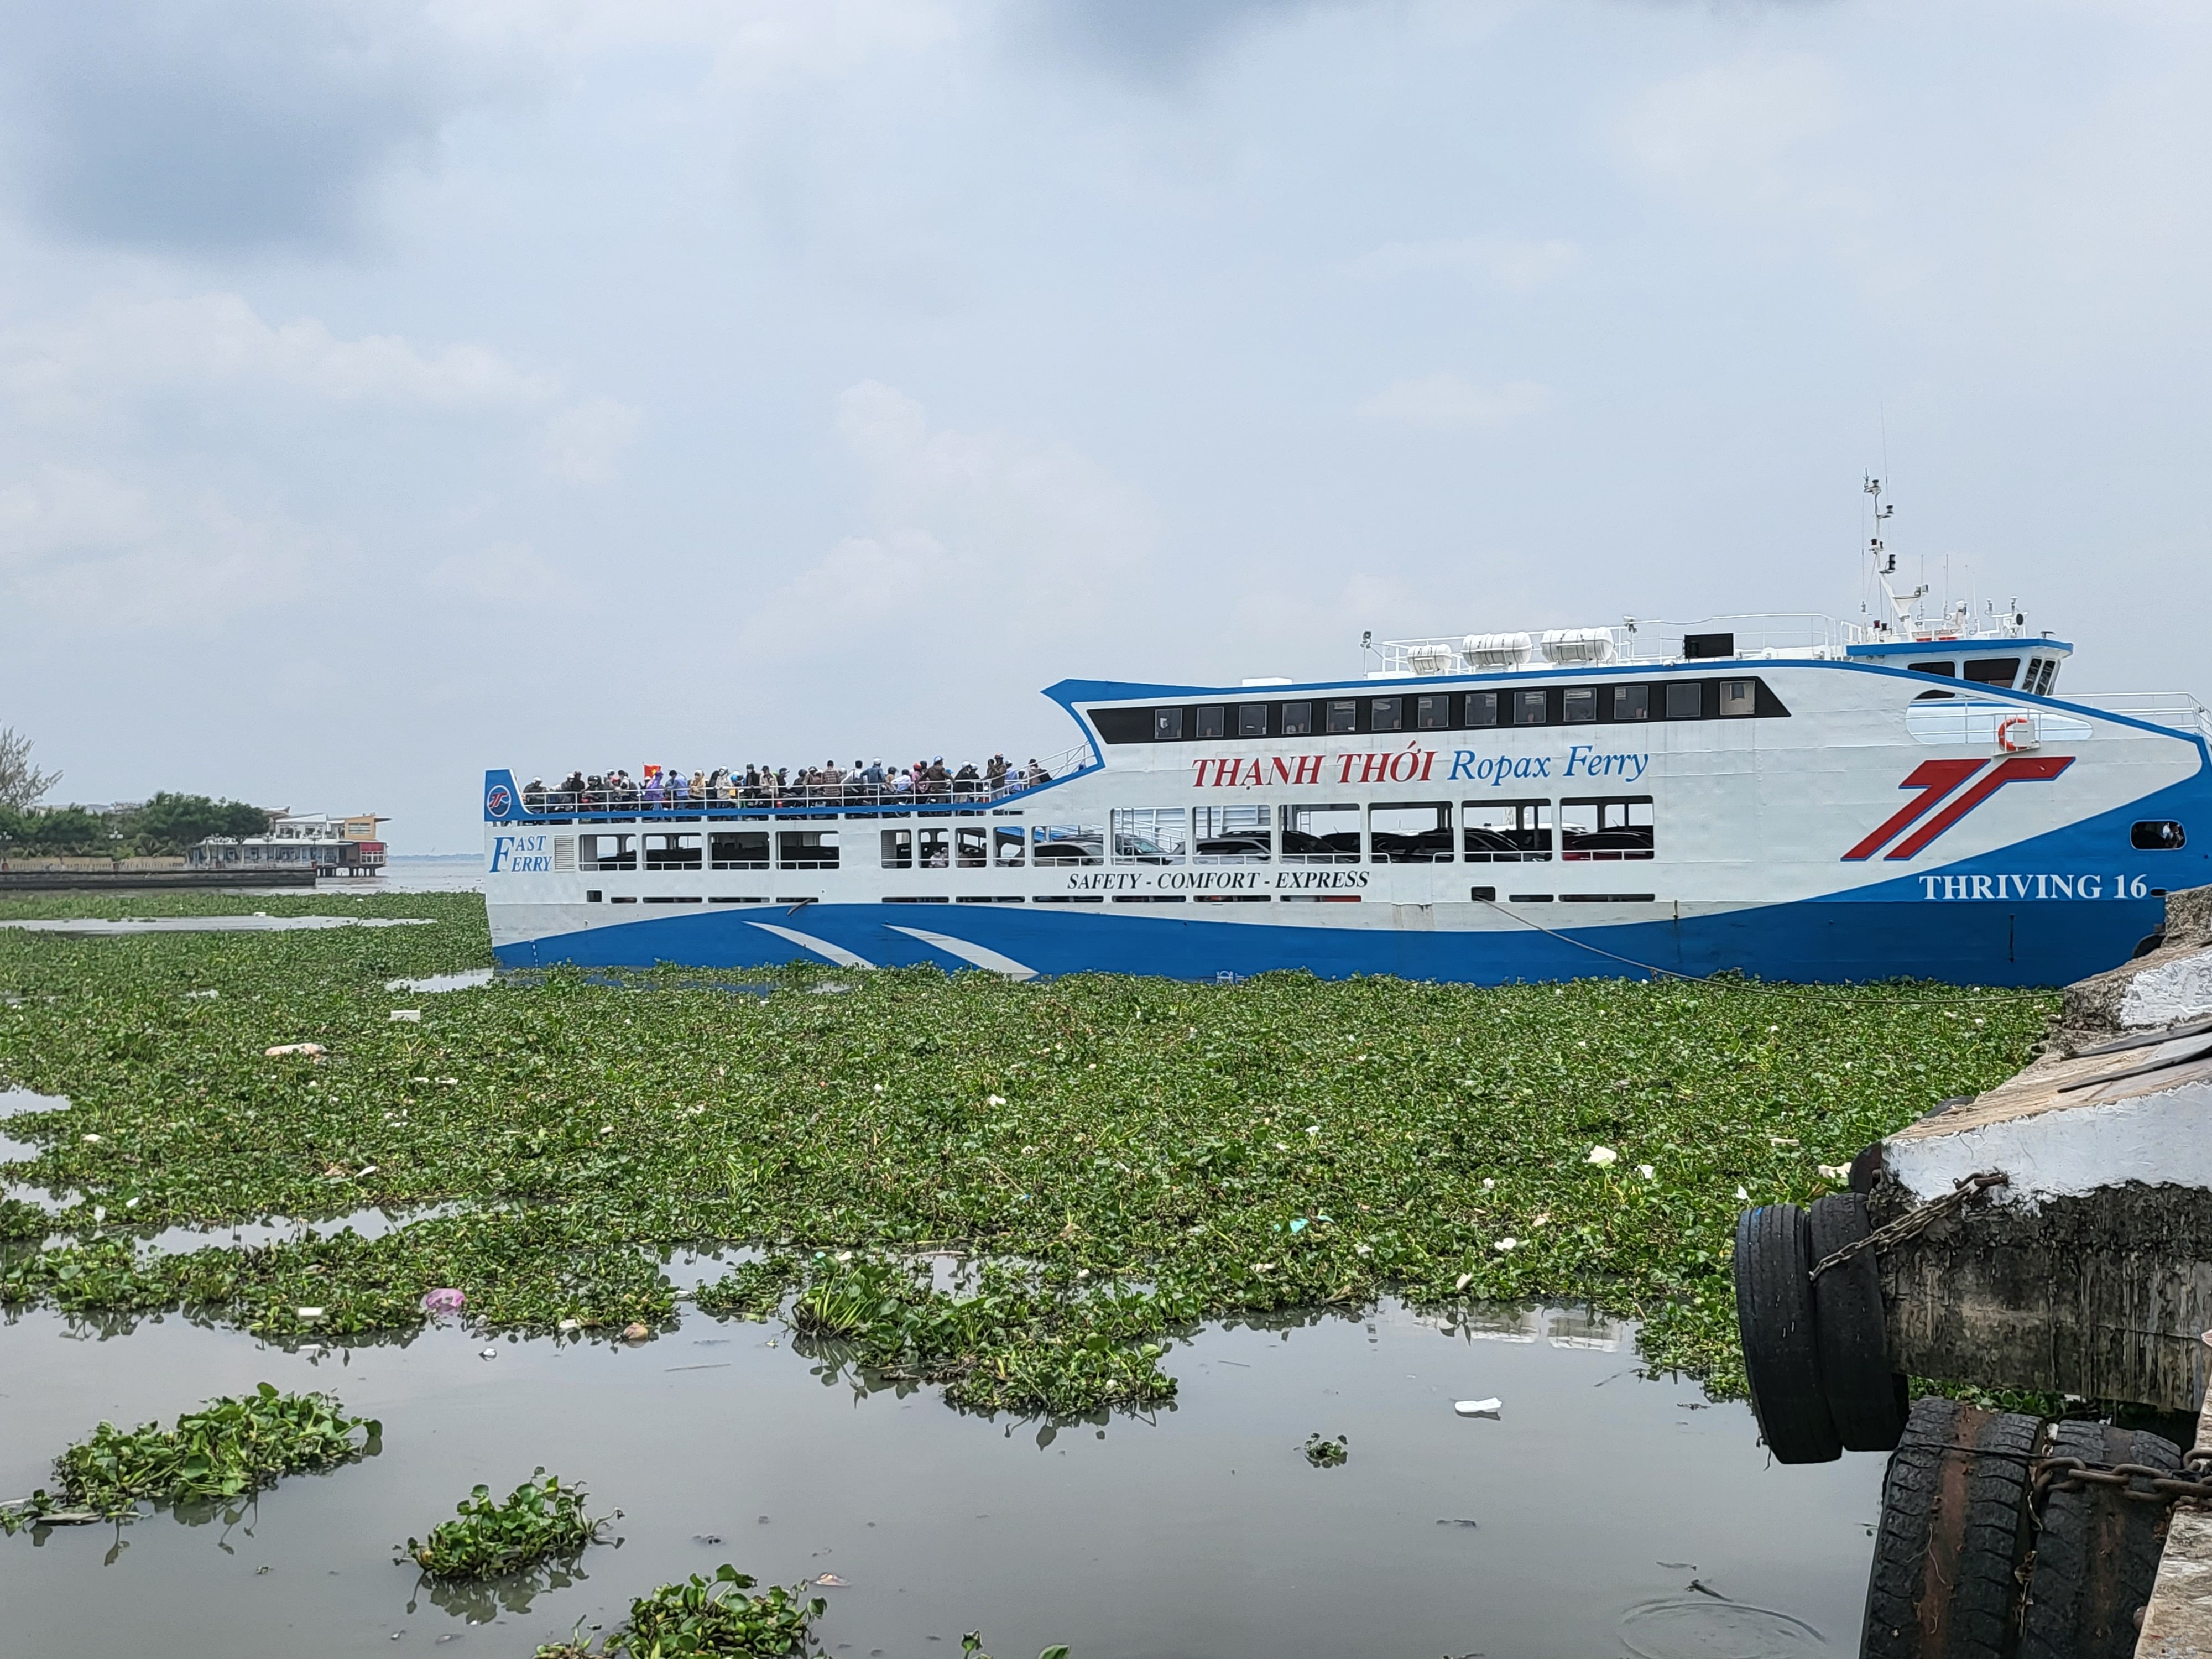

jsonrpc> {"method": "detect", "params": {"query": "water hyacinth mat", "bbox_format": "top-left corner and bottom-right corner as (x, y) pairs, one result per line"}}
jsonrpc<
(0, 889), (2052, 1407)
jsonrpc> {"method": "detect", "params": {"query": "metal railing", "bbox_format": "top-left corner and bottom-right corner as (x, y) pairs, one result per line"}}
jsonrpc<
(511, 742), (1099, 823)
(1377, 612), (2048, 676)
(2064, 692), (2212, 741)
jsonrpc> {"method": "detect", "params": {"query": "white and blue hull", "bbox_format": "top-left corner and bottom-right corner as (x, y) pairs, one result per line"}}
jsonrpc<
(481, 655), (2212, 987)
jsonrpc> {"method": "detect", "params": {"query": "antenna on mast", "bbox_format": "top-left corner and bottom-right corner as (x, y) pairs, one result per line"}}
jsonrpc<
(1863, 474), (1923, 635)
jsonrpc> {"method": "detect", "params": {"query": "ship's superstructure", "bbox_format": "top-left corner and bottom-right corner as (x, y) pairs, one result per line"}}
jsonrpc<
(481, 503), (2212, 985)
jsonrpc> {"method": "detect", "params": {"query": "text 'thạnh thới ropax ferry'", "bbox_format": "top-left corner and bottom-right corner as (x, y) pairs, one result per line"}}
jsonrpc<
(483, 510), (2211, 985)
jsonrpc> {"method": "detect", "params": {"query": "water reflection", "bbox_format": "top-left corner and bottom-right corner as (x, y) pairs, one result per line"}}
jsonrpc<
(1, 1298), (1876, 1658)
(1619, 1594), (1828, 1658)
(405, 1553), (601, 1620)
(384, 970), (496, 994)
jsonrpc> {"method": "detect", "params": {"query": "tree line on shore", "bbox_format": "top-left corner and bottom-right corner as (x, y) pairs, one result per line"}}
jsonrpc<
(0, 725), (270, 857)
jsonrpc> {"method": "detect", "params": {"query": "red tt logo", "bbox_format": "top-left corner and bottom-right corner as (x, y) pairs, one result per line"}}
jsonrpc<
(1844, 755), (2075, 862)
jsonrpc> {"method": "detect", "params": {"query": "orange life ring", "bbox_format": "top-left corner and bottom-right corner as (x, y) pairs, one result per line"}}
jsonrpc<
(1996, 715), (2036, 752)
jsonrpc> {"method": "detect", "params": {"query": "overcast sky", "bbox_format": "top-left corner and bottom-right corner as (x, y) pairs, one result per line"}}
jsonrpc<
(1, 0), (2206, 849)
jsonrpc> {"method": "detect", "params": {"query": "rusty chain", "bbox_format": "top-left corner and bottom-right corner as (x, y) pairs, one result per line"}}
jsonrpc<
(1807, 1170), (2010, 1282)
(2032, 1446), (2212, 1508)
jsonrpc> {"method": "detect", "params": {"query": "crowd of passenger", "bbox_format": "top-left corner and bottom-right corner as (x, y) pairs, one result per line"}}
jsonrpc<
(519, 755), (1056, 816)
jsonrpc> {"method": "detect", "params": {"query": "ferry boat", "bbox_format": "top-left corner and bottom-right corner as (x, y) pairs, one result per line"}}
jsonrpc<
(482, 498), (2211, 987)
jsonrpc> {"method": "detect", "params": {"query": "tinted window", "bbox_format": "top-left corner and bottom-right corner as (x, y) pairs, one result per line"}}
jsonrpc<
(1910, 660), (1957, 677)
(1154, 707), (1185, 741)
(1665, 682), (1703, 719)
(1196, 705), (1226, 739)
(1462, 799), (1550, 861)
(1515, 688), (1548, 726)
(580, 833), (635, 871)
(1465, 691), (1499, 728)
(1718, 680), (1755, 717)
(1563, 687), (1597, 723)
(2133, 820), (2187, 851)
(1416, 695), (1451, 729)
(1614, 684), (1648, 721)
(1561, 796), (1654, 860)
(1963, 658), (2021, 687)
(1113, 807), (1188, 864)
(1279, 802), (1361, 862)
(1282, 702), (1313, 737)
(1238, 704), (1269, 738)
(1326, 700), (1358, 735)
(1371, 697), (1404, 732)
(777, 830), (839, 869)
(644, 832), (702, 870)
(1370, 802), (1454, 863)
(710, 831), (769, 869)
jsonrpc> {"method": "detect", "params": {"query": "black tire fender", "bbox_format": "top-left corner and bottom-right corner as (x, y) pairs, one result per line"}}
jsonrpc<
(1861, 1396), (2044, 1659)
(2018, 1420), (2182, 1659)
(1733, 1202), (1840, 1464)
(1807, 1192), (1908, 1453)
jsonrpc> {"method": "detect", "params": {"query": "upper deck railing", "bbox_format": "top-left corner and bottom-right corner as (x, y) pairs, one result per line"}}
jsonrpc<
(2063, 692), (2212, 743)
(1376, 612), (2048, 676)
(510, 741), (1099, 823)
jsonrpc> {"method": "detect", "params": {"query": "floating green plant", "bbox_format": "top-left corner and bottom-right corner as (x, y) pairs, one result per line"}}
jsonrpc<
(0, 1383), (378, 1534)
(0, 890), (2054, 1410)
(404, 1467), (607, 1580)
(1302, 1432), (1349, 1468)
(692, 1254), (802, 1321)
(535, 1563), (825, 1657)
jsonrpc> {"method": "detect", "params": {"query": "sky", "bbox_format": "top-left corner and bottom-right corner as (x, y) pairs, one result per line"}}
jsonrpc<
(1, 0), (2206, 850)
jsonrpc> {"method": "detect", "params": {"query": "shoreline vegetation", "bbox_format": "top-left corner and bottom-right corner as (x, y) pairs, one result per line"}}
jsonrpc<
(0, 890), (2053, 1411)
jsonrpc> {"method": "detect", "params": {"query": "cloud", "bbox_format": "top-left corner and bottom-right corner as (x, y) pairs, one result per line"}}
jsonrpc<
(1, 292), (559, 425)
(1353, 236), (1583, 290)
(1355, 372), (1553, 430)
(426, 540), (589, 610)
(0, 464), (320, 632)
(541, 397), (643, 484)
(0, 0), (512, 252)
(1618, 50), (1841, 206)
(734, 380), (1155, 665)
(1019, 0), (1344, 81)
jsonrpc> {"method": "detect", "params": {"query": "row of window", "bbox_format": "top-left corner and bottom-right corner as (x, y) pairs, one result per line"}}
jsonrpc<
(1083, 801), (1652, 864)
(573, 798), (1653, 873)
(1907, 655), (2061, 696)
(565, 814), (2183, 877)
(1095, 679), (1780, 745)
(577, 890), (1659, 905)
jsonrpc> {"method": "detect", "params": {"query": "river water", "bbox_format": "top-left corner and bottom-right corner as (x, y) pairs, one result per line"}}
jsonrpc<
(0, 1292), (1880, 1658)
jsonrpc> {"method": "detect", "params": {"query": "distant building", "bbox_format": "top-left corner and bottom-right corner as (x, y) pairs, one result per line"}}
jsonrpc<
(189, 813), (388, 877)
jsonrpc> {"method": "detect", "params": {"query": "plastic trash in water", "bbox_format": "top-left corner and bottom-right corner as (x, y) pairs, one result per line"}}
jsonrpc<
(389, 1009), (422, 1023)
(1586, 1145), (1618, 1166)
(1288, 1217), (1308, 1233)
(1453, 1398), (1503, 1418)
(264, 1043), (326, 1058)
(422, 1288), (466, 1316)
(480, 1347), (499, 1360)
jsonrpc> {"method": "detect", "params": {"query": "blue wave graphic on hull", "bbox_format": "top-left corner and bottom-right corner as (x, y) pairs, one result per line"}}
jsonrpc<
(493, 895), (2162, 988)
